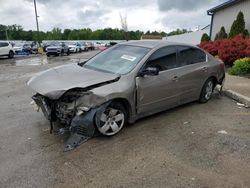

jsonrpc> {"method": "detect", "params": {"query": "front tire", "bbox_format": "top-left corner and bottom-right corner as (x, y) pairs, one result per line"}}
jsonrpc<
(8, 51), (14, 59)
(96, 102), (127, 136)
(199, 78), (215, 103)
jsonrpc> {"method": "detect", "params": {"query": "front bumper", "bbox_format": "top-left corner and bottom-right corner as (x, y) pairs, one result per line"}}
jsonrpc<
(31, 93), (110, 151)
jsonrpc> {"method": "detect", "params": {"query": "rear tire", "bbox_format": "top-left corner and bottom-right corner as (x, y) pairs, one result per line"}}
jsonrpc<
(199, 78), (215, 103)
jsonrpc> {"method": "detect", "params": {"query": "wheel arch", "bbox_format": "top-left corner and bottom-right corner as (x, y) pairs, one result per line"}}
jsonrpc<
(208, 76), (218, 86)
(109, 98), (132, 119)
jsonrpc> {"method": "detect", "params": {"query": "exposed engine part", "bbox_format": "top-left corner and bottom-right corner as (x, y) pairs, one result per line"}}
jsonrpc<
(32, 91), (111, 151)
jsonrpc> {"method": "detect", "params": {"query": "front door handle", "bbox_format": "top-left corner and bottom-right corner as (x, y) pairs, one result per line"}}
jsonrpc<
(172, 76), (178, 82)
(202, 67), (208, 72)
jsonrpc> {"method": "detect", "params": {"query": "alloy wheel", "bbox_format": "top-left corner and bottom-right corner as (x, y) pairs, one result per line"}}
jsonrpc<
(205, 81), (213, 100)
(98, 107), (125, 136)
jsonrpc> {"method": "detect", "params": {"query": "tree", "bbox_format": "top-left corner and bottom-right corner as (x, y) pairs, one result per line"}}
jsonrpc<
(215, 26), (228, 40)
(201, 33), (210, 42)
(167, 29), (189, 36)
(229, 11), (249, 38)
(120, 12), (129, 40)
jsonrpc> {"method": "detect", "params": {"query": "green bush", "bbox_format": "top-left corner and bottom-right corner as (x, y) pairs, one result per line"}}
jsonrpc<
(215, 26), (228, 40)
(201, 33), (210, 42)
(228, 57), (250, 75)
(229, 11), (249, 38)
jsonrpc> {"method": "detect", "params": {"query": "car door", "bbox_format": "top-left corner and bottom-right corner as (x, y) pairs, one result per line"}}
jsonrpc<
(0, 42), (9, 55)
(176, 46), (208, 104)
(136, 46), (181, 115)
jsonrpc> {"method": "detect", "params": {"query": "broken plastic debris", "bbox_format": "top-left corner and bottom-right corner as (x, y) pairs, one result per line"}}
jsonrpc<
(218, 130), (228, 135)
(64, 162), (71, 166)
(183, 121), (190, 125)
(42, 128), (50, 132)
(27, 137), (32, 140)
(237, 102), (245, 107)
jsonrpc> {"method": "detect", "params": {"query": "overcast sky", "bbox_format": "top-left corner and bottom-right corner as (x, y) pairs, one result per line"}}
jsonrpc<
(0, 0), (226, 32)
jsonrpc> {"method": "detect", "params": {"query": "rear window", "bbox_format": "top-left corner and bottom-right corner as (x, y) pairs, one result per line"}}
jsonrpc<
(178, 46), (206, 66)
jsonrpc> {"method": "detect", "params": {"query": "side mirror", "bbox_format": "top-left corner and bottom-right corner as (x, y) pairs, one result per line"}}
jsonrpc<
(139, 67), (159, 77)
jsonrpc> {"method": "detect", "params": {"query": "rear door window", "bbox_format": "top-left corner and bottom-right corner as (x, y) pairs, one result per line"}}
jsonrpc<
(178, 46), (206, 67)
(145, 46), (178, 71)
(2, 42), (9, 47)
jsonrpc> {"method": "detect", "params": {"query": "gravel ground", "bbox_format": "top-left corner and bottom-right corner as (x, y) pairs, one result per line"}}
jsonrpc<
(0, 52), (250, 188)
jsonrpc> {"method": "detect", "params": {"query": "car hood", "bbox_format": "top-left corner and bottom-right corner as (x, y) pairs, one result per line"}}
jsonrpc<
(27, 63), (120, 99)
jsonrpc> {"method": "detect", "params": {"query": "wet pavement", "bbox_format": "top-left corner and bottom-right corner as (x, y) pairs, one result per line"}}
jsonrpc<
(0, 52), (250, 188)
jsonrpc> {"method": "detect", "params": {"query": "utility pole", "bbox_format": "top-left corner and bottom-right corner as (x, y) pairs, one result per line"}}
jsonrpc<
(5, 29), (8, 40)
(33, 0), (40, 45)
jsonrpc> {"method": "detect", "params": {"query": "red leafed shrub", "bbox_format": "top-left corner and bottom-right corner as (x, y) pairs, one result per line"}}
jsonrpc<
(244, 37), (250, 57)
(218, 34), (246, 65)
(198, 41), (218, 56)
(199, 34), (249, 66)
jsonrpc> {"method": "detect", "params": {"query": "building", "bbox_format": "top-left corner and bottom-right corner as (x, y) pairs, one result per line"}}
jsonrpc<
(163, 25), (210, 45)
(207, 0), (250, 40)
(141, 35), (162, 40)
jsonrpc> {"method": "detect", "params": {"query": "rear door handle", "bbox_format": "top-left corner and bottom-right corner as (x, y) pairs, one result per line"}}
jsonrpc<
(172, 76), (178, 82)
(202, 67), (208, 72)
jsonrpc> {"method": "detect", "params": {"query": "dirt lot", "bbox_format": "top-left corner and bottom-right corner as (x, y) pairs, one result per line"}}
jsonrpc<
(0, 52), (250, 188)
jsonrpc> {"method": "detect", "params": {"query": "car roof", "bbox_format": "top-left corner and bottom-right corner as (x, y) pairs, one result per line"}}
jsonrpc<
(120, 40), (197, 49)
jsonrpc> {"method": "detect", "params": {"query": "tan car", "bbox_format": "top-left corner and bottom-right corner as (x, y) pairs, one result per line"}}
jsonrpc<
(28, 40), (225, 150)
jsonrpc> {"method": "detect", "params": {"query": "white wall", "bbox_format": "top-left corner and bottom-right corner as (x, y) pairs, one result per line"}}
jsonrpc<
(164, 27), (210, 45)
(211, 0), (250, 39)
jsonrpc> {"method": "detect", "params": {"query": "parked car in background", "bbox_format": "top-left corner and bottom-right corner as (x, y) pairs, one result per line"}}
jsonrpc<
(86, 42), (95, 50)
(28, 41), (225, 150)
(80, 42), (88, 51)
(13, 43), (33, 54)
(31, 42), (39, 54)
(67, 42), (81, 53)
(94, 42), (106, 50)
(46, 42), (70, 57)
(0, 41), (14, 58)
(13, 43), (24, 54)
(42, 42), (52, 52)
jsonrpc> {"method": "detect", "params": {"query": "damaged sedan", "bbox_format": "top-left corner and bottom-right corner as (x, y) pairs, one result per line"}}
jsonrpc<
(28, 41), (225, 151)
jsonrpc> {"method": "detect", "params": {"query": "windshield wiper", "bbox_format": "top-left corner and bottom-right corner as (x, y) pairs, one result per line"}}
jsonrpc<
(77, 61), (87, 66)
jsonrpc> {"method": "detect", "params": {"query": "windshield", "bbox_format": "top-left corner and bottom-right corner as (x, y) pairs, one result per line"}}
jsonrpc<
(49, 41), (62, 46)
(83, 45), (150, 74)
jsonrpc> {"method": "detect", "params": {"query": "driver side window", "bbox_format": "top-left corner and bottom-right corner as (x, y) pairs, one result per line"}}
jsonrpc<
(145, 46), (177, 72)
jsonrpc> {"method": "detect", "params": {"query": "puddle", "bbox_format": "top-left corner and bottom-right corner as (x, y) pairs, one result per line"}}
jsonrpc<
(15, 56), (48, 66)
(1, 55), (89, 67)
